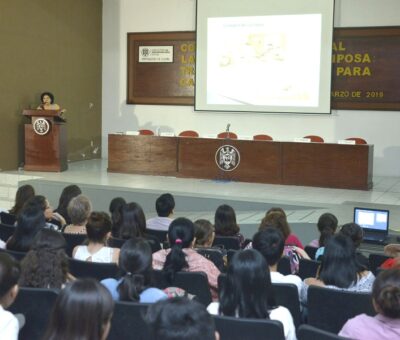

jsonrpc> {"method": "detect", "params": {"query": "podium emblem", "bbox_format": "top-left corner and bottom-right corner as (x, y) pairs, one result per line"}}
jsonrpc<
(215, 145), (240, 171)
(33, 118), (50, 135)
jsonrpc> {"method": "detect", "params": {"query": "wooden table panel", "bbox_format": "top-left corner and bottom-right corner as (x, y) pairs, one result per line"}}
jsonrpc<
(108, 135), (178, 175)
(282, 142), (373, 190)
(178, 138), (282, 183)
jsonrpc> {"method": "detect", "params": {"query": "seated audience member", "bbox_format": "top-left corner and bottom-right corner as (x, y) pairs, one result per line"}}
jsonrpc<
(118, 202), (146, 239)
(194, 219), (215, 248)
(63, 195), (92, 234)
(381, 244), (400, 269)
(339, 269), (400, 339)
(214, 204), (245, 247)
(207, 249), (296, 340)
(253, 228), (302, 295)
(101, 238), (167, 302)
(152, 218), (220, 299)
(145, 297), (218, 340)
(19, 229), (73, 289)
(308, 212), (338, 249)
(109, 197), (126, 238)
(147, 193), (175, 231)
(0, 253), (21, 340)
(54, 185), (82, 225)
(73, 212), (119, 263)
(24, 195), (66, 230)
(6, 205), (46, 252)
(42, 279), (114, 340)
(340, 222), (369, 268)
(8, 184), (35, 218)
(300, 234), (375, 305)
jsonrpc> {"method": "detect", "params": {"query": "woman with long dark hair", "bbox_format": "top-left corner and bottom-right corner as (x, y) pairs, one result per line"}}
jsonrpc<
(300, 233), (375, 305)
(152, 217), (220, 299)
(207, 249), (296, 340)
(214, 205), (244, 246)
(54, 184), (82, 225)
(43, 279), (114, 340)
(118, 202), (146, 239)
(101, 238), (166, 302)
(9, 184), (35, 217)
(108, 197), (126, 238)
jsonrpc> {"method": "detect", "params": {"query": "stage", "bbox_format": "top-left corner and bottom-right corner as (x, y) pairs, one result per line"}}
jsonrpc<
(2, 159), (400, 247)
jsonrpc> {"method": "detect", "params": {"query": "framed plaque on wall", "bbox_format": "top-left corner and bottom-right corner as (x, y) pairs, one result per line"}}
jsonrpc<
(127, 31), (195, 105)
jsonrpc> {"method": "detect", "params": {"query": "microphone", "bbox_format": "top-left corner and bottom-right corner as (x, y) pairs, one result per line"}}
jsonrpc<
(226, 123), (231, 133)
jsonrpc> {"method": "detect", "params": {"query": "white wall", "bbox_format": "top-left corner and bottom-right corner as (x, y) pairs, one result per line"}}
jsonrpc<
(102, 0), (400, 176)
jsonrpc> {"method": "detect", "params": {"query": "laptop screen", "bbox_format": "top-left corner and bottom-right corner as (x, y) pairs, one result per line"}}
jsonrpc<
(353, 207), (389, 234)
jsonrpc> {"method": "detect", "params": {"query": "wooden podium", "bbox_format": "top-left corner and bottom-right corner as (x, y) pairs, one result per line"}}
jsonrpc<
(23, 109), (68, 172)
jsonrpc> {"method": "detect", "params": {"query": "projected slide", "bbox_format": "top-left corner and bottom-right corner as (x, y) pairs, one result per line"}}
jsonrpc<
(206, 15), (322, 107)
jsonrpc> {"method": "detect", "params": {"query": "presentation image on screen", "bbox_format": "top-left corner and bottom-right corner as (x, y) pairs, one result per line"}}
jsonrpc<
(207, 15), (321, 107)
(196, 0), (335, 114)
(355, 209), (389, 231)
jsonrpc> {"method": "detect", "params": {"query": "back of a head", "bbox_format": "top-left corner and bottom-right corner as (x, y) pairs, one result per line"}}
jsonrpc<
(373, 269), (400, 318)
(10, 184), (35, 215)
(340, 222), (363, 248)
(119, 202), (146, 239)
(57, 184), (82, 213)
(19, 229), (68, 289)
(220, 249), (272, 318)
(67, 194), (92, 225)
(194, 219), (215, 247)
(317, 213), (338, 247)
(319, 234), (359, 288)
(145, 297), (216, 340)
(163, 218), (195, 283)
(24, 195), (47, 212)
(259, 211), (290, 240)
(43, 279), (114, 340)
(252, 228), (285, 267)
(214, 204), (239, 236)
(156, 193), (175, 217)
(117, 238), (153, 301)
(0, 253), (20, 299)
(86, 212), (112, 243)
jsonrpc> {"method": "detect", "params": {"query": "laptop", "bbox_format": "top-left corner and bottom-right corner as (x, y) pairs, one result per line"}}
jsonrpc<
(353, 207), (389, 244)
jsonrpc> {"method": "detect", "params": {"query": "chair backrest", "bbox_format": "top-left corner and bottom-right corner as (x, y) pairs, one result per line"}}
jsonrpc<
(277, 256), (291, 276)
(253, 134), (273, 141)
(226, 249), (237, 265)
(0, 223), (16, 242)
(138, 129), (154, 135)
(178, 130), (199, 137)
(304, 246), (318, 260)
(298, 324), (348, 340)
(145, 234), (162, 253)
(346, 137), (367, 144)
(0, 211), (16, 225)
(62, 232), (87, 257)
(196, 248), (225, 271)
(153, 270), (212, 305)
(307, 285), (375, 333)
(145, 228), (168, 243)
(107, 237), (126, 248)
(217, 132), (238, 139)
(304, 135), (324, 143)
(9, 287), (59, 340)
(298, 259), (320, 280)
(272, 283), (301, 328)
(369, 253), (391, 275)
(107, 301), (151, 340)
(68, 258), (120, 281)
(213, 315), (285, 340)
(213, 236), (241, 250)
(0, 248), (27, 261)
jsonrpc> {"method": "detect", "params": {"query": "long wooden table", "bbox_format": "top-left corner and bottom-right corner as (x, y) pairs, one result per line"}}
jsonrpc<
(108, 134), (373, 190)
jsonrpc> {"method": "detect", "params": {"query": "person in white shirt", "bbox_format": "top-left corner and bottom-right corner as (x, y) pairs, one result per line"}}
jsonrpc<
(146, 193), (175, 231)
(253, 228), (302, 296)
(207, 249), (296, 340)
(0, 253), (21, 340)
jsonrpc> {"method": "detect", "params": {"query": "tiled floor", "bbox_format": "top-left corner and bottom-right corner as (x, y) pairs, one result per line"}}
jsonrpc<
(4, 159), (400, 231)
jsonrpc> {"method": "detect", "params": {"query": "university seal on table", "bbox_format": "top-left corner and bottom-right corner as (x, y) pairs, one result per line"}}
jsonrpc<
(215, 145), (240, 171)
(33, 118), (50, 135)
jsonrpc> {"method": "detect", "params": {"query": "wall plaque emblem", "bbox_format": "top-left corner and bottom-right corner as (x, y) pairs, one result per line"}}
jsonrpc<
(215, 145), (240, 172)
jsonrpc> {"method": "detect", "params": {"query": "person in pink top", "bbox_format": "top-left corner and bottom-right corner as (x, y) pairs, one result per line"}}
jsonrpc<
(152, 217), (220, 300)
(339, 268), (400, 340)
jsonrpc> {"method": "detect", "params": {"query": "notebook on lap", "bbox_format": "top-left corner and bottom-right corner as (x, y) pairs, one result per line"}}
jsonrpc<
(353, 207), (389, 244)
